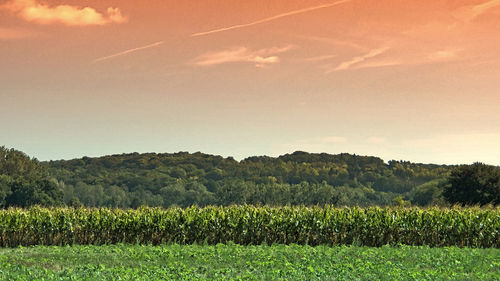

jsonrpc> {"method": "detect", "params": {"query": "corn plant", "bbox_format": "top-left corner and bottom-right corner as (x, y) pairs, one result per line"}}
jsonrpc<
(0, 206), (497, 247)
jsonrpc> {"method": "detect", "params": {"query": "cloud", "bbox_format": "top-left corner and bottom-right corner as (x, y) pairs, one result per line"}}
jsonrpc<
(349, 60), (404, 69)
(362, 48), (460, 69)
(191, 0), (351, 36)
(2, 0), (127, 26)
(454, 0), (500, 22)
(298, 54), (338, 63)
(427, 49), (460, 61)
(328, 47), (390, 72)
(191, 46), (293, 67)
(92, 41), (164, 64)
(325, 47), (461, 72)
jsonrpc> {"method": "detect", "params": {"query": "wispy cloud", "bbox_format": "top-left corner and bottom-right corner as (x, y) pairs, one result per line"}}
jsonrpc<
(298, 54), (338, 63)
(191, 46), (293, 67)
(454, 0), (500, 22)
(349, 60), (404, 69)
(328, 47), (390, 72)
(92, 41), (164, 64)
(191, 0), (351, 36)
(427, 49), (461, 61)
(2, 0), (127, 26)
(325, 47), (461, 72)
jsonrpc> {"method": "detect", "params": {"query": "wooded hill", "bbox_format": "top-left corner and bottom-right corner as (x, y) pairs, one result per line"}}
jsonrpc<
(43, 150), (453, 208)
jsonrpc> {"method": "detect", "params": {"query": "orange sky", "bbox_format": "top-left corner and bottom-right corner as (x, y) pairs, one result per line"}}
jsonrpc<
(1, 0), (500, 164)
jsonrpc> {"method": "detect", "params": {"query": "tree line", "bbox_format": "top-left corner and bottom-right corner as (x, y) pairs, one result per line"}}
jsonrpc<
(1, 146), (498, 208)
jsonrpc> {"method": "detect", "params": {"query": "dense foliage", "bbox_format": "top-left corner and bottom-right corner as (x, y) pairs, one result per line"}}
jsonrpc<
(0, 146), (63, 208)
(443, 162), (500, 206)
(45, 151), (453, 208)
(3, 146), (499, 207)
(0, 206), (498, 248)
(1, 244), (498, 280)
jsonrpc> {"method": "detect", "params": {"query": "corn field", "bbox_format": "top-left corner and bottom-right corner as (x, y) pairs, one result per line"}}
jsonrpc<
(0, 206), (498, 247)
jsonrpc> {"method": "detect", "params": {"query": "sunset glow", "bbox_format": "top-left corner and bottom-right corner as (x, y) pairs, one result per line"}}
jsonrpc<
(1, 0), (499, 164)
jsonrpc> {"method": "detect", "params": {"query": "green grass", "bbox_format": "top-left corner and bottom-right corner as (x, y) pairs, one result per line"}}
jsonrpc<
(0, 244), (498, 280)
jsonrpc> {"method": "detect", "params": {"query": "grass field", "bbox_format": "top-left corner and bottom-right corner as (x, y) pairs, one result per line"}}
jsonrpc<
(0, 244), (498, 280)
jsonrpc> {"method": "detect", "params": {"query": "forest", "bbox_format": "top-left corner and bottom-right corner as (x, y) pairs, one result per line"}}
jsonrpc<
(1, 146), (498, 208)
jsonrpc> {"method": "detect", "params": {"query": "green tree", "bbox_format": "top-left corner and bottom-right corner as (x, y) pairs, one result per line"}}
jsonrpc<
(443, 163), (500, 206)
(6, 178), (63, 207)
(0, 146), (63, 207)
(410, 179), (445, 206)
(0, 175), (13, 208)
(41, 149), (455, 207)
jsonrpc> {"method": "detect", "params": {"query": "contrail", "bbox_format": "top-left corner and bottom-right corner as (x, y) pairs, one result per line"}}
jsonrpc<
(453, 0), (500, 22)
(468, 0), (500, 21)
(192, 0), (351, 37)
(329, 47), (389, 72)
(92, 41), (164, 63)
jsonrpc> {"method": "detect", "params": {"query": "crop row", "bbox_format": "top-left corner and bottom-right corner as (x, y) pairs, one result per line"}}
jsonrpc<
(0, 206), (498, 247)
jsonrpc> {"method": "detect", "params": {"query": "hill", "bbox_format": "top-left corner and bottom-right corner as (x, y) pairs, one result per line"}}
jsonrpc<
(44, 150), (452, 208)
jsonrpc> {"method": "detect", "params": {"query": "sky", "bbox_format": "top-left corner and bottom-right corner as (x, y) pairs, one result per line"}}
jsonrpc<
(1, 0), (500, 165)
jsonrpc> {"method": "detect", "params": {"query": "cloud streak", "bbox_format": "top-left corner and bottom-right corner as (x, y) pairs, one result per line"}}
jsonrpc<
(325, 47), (461, 73)
(92, 41), (165, 64)
(192, 46), (293, 67)
(192, 0), (351, 36)
(354, 48), (461, 70)
(454, 0), (500, 22)
(328, 47), (390, 72)
(298, 54), (338, 63)
(2, 0), (127, 26)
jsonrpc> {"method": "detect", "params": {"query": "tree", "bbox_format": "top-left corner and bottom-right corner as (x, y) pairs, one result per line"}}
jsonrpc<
(0, 175), (13, 208)
(25, 148), (458, 207)
(0, 146), (63, 207)
(6, 178), (63, 207)
(410, 179), (445, 206)
(443, 163), (500, 206)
